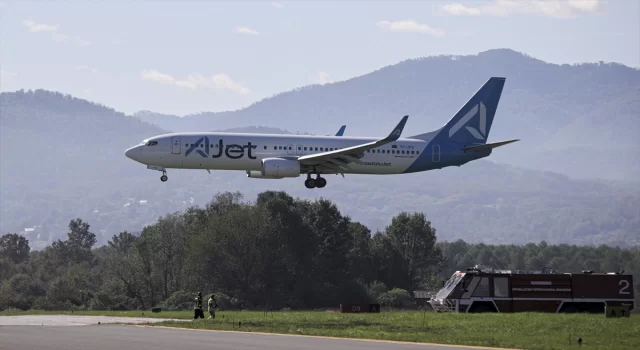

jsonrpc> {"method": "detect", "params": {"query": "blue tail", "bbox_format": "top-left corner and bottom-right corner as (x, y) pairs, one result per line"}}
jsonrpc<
(409, 77), (505, 145)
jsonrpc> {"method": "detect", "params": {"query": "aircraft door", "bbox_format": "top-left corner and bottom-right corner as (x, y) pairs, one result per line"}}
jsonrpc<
(296, 144), (303, 156)
(287, 144), (294, 155)
(432, 145), (440, 162)
(171, 136), (181, 154)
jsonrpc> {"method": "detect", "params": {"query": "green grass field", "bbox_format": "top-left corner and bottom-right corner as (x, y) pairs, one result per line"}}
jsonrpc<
(2, 309), (639, 349)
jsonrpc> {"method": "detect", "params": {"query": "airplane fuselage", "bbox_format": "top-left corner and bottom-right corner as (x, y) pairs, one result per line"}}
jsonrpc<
(125, 77), (516, 188)
(125, 132), (489, 176)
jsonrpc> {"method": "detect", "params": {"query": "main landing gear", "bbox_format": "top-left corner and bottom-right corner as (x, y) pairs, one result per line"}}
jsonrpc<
(160, 171), (168, 182)
(304, 174), (326, 189)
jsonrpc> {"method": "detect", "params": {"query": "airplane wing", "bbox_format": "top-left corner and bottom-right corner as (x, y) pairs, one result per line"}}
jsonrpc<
(298, 116), (408, 172)
(335, 125), (346, 136)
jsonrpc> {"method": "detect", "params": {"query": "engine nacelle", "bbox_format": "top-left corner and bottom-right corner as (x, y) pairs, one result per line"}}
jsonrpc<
(261, 157), (301, 178)
(246, 170), (282, 179)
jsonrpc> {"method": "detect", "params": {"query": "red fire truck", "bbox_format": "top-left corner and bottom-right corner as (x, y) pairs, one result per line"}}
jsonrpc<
(428, 265), (635, 313)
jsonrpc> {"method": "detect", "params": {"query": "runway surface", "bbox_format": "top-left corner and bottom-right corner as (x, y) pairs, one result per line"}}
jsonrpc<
(0, 315), (183, 326)
(0, 316), (504, 350)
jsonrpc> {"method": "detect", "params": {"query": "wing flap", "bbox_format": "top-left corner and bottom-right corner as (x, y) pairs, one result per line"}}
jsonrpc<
(298, 115), (408, 167)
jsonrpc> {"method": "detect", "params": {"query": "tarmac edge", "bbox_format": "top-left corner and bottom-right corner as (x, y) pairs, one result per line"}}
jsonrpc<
(128, 324), (518, 350)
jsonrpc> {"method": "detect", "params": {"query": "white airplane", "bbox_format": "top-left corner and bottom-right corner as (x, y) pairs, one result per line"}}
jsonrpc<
(125, 77), (519, 189)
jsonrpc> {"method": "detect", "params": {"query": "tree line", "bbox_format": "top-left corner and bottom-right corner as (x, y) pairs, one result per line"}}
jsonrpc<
(1, 191), (638, 312)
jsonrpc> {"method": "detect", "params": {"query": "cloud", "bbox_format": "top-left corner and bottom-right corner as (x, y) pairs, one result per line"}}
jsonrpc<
(440, 0), (601, 19)
(271, 2), (283, 8)
(76, 65), (99, 74)
(22, 19), (91, 46)
(140, 70), (251, 95)
(376, 20), (445, 37)
(235, 26), (259, 35)
(311, 72), (332, 85)
(22, 20), (57, 32)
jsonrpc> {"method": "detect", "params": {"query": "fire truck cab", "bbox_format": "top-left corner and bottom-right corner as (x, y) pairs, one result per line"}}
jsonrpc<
(429, 265), (635, 314)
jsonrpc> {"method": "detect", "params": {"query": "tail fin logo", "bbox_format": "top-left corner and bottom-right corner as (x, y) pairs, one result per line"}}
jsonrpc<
(392, 129), (402, 137)
(448, 101), (487, 141)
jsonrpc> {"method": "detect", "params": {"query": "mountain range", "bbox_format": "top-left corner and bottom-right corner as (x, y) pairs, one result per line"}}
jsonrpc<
(1, 48), (638, 250)
(135, 49), (640, 183)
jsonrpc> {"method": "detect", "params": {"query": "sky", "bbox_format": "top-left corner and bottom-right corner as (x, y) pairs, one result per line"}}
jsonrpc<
(1, 0), (638, 116)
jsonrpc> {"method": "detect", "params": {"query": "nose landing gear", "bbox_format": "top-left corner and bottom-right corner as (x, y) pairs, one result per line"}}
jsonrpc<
(304, 174), (326, 189)
(146, 165), (168, 182)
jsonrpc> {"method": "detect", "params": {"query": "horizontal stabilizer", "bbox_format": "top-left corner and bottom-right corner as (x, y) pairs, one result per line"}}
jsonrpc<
(461, 139), (519, 152)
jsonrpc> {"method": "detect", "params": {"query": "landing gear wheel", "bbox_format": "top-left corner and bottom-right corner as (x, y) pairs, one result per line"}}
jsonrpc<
(315, 176), (327, 188)
(160, 172), (168, 182)
(304, 178), (316, 189)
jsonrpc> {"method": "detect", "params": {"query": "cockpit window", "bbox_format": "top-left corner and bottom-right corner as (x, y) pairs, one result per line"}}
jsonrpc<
(146, 141), (158, 146)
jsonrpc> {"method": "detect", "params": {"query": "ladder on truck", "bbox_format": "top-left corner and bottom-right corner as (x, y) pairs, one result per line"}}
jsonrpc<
(430, 299), (457, 312)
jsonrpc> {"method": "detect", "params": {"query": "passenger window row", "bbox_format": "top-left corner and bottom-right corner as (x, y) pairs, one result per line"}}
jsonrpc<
(366, 149), (418, 155)
(269, 146), (343, 152)
(182, 142), (418, 155)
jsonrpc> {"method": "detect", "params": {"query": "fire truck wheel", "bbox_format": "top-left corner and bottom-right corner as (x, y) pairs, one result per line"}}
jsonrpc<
(562, 305), (579, 313)
(470, 302), (497, 313)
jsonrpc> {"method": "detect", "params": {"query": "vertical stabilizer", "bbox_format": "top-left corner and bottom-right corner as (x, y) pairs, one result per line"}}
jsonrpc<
(410, 77), (506, 145)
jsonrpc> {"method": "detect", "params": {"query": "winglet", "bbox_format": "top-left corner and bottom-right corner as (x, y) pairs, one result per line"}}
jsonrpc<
(383, 115), (409, 142)
(335, 125), (346, 136)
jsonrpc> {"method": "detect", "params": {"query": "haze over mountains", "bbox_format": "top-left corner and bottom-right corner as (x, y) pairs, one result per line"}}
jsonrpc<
(1, 49), (639, 250)
(136, 49), (640, 183)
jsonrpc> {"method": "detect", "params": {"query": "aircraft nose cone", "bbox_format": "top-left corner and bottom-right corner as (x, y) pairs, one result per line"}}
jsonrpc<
(125, 146), (142, 163)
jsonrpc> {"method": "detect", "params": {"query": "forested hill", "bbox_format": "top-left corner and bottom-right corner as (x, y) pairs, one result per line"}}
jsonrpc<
(0, 90), (166, 246)
(1, 192), (638, 312)
(1, 88), (639, 249)
(136, 49), (640, 182)
(133, 111), (307, 135)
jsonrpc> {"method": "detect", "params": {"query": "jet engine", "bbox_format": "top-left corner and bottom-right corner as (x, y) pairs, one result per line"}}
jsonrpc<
(254, 157), (301, 178)
(246, 170), (281, 179)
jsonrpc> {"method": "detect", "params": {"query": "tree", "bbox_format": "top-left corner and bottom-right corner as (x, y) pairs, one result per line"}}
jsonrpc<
(0, 233), (31, 264)
(68, 218), (97, 250)
(384, 212), (444, 291)
(347, 222), (374, 282)
(107, 231), (137, 254)
(142, 213), (188, 300)
(66, 218), (98, 264)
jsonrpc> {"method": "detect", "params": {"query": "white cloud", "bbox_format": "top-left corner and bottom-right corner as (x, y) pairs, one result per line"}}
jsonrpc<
(22, 19), (91, 47)
(311, 72), (332, 85)
(235, 26), (259, 35)
(141, 70), (251, 95)
(22, 20), (57, 32)
(141, 70), (178, 85)
(440, 0), (601, 19)
(271, 2), (283, 8)
(76, 65), (99, 74)
(376, 20), (445, 37)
